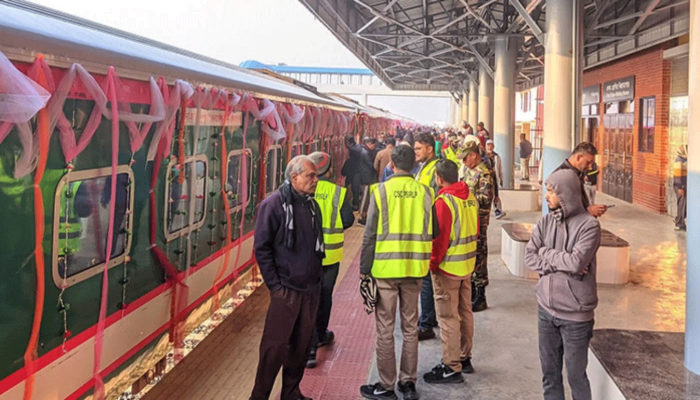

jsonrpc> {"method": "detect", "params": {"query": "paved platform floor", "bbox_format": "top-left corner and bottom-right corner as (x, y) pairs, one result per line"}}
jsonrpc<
(141, 191), (688, 400)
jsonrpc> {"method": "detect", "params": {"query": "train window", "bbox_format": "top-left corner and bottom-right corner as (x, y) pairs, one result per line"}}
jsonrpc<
(309, 140), (320, 154)
(291, 142), (303, 158)
(265, 146), (285, 194)
(165, 155), (208, 240)
(226, 149), (253, 211)
(51, 166), (135, 288)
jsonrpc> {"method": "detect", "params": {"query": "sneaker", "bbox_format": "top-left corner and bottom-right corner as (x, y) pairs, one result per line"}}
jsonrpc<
(306, 349), (317, 369)
(418, 328), (436, 341)
(423, 363), (464, 384)
(495, 211), (506, 219)
(397, 381), (419, 400)
(461, 357), (474, 374)
(360, 383), (398, 400)
(357, 219), (367, 226)
(675, 226), (686, 232)
(318, 330), (335, 347)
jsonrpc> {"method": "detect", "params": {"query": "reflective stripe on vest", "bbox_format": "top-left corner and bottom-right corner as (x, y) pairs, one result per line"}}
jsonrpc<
(372, 176), (433, 278)
(444, 147), (460, 166)
(315, 180), (345, 266)
(415, 158), (437, 196)
(438, 192), (479, 277)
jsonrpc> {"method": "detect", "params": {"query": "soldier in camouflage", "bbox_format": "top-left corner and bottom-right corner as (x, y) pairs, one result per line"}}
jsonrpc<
(457, 142), (494, 312)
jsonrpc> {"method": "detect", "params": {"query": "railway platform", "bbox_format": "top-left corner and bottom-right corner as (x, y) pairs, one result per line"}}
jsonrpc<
(132, 192), (689, 400)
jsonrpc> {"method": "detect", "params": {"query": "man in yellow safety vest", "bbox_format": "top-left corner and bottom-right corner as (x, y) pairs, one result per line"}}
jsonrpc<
(421, 159), (479, 384)
(442, 134), (461, 166)
(359, 144), (436, 400)
(413, 132), (440, 341)
(307, 151), (355, 368)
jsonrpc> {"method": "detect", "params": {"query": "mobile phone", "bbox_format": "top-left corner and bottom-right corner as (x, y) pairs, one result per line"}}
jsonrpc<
(606, 204), (616, 208)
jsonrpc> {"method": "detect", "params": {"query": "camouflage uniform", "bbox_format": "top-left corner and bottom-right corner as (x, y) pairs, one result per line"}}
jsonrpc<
(462, 161), (494, 288)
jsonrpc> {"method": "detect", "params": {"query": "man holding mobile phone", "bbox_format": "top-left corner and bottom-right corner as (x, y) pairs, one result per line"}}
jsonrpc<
(554, 142), (608, 218)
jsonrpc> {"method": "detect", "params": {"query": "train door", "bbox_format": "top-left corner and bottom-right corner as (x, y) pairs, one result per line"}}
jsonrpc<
(602, 100), (634, 202)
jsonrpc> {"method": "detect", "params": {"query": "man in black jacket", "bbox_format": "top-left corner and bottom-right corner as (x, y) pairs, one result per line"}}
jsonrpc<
(342, 136), (363, 210)
(554, 142), (608, 218)
(358, 137), (378, 225)
(251, 155), (324, 400)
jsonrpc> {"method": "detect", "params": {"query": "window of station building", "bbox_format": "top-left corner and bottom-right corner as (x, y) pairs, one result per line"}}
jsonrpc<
(266, 145), (285, 194)
(165, 156), (208, 239)
(52, 166), (135, 287)
(226, 149), (253, 212)
(639, 96), (656, 153)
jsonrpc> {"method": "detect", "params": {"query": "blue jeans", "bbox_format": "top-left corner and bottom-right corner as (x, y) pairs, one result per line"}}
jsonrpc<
(418, 274), (437, 330)
(538, 306), (594, 400)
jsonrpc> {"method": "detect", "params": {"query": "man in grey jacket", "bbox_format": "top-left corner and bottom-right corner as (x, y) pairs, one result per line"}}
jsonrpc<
(525, 169), (601, 400)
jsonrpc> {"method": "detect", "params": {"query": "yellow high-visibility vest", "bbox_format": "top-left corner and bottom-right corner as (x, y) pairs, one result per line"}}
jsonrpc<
(415, 158), (438, 197)
(437, 192), (479, 277)
(372, 175), (433, 278)
(315, 180), (346, 265)
(443, 147), (460, 166)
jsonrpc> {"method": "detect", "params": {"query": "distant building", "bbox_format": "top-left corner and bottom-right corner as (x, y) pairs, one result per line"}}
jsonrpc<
(240, 60), (454, 126)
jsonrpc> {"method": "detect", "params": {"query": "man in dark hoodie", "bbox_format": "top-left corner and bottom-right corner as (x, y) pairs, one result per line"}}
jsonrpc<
(251, 155), (325, 400)
(525, 168), (602, 400)
(358, 137), (378, 225)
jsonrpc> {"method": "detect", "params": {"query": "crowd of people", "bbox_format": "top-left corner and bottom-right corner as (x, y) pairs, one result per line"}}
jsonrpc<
(248, 121), (616, 400)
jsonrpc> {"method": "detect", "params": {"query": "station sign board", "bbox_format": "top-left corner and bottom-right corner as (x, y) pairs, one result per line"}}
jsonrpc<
(603, 76), (635, 103)
(582, 84), (600, 105)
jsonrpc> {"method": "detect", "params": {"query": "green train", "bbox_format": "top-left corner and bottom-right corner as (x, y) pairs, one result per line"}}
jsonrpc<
(0, 2), (406, 399)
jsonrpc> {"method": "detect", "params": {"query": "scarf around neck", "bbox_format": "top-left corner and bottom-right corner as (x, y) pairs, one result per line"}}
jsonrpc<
(279, 180), (325, 254)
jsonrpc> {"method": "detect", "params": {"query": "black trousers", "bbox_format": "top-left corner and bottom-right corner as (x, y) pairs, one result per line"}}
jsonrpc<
(251, 287), (320, 400)
(346, 174), (361, 207)
(312, 262), (340, 348)
(675, 188), (687, 229)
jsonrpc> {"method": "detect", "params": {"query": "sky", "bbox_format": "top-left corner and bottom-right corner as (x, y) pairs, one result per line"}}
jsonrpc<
(27, 0), (367, 68)
(25, 0), (450, 125)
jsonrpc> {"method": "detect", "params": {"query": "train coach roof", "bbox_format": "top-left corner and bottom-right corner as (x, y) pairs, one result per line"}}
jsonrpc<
(0, 0), (351, 110)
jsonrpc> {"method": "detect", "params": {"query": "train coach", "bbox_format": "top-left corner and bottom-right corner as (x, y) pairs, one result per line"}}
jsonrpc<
(0, 2), (409, 399)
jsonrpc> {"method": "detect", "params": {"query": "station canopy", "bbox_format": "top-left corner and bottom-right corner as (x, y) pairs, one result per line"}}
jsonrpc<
(299, 0), (690, 95)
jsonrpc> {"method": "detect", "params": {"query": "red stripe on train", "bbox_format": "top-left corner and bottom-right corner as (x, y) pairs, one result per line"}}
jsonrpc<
(0, 231), (255, 397)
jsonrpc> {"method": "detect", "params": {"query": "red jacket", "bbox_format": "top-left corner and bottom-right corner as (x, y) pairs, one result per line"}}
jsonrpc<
(430, 181), (478, 276)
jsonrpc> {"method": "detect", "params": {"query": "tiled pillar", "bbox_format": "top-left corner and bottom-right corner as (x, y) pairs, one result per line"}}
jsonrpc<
(685, 0), (700, 375)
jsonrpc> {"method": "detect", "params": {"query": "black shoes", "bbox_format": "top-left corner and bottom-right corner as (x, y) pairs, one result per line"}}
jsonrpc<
(417, 328), (436, 341)
(461, 357), (474, 374)
(397, 381), (419, 400)
(423, 363), (464, 384)
(306, 348), (317, 369)
(360, 383), (398, 400)
(318, 330), (335, 347)
(472, 286), (487, 312)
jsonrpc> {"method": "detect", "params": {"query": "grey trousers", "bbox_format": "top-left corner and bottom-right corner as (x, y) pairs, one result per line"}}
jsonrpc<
(538, 306), (594, 400)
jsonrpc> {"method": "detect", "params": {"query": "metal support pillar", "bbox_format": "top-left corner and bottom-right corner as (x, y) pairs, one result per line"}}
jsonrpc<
(494, 37), (518, 189)
(478, 63), (494, 133)
(469, 79), (479, 128)
(686, 0), (700, 376)
(461, 91), (469, 126)
(542, 0), (574, 213)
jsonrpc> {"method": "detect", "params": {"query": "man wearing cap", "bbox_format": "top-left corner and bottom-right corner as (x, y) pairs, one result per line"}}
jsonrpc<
(443, 134), (461, 166)
(307, 152), (355, 368)
(458, 142), (494, 312)
(485, 140), (506, 219)
(462, 121), (474, 137)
